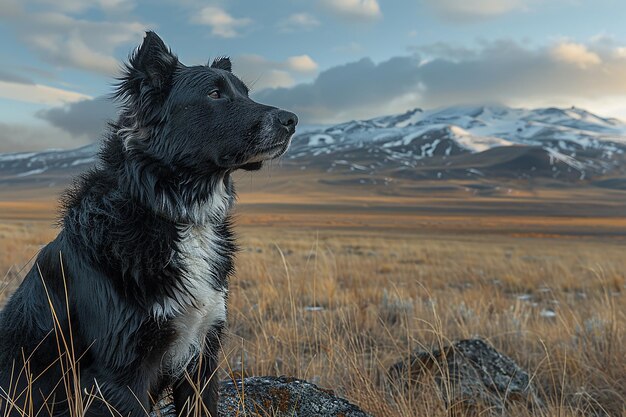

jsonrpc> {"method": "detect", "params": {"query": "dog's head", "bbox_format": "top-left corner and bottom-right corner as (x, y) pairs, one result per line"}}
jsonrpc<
(115, 31), (297, 172)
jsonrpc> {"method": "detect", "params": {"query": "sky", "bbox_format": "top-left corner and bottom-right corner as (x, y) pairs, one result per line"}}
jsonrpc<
(2, 0), (626, 151)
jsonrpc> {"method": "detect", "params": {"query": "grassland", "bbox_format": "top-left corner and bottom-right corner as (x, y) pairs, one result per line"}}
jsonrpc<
(0, 174), (625, 416)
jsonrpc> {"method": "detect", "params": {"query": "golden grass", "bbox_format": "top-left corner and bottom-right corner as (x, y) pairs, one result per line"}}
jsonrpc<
(226, 227), (625, 416)
(0, 222), (57, 302)
(1, 205), (624, 416)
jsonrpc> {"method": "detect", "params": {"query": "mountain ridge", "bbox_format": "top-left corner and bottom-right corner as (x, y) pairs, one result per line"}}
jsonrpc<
(286, 104), (626, 181)
(1, 105), (625, 187)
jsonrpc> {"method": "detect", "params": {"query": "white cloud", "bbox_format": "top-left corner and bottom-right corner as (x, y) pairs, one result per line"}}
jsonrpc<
(320, 0), (381, 20)
(285, 55), (319, 73)
(234, 54), (319, 90)
(615, 47), (626, 59)
(0, 81), (91, 105)
(425, 0), (530, 21)
(0, 4), (146, 75)
(191, 6), (252, 38)
(552, 42), (601, 68)
(279, 13), (320, 32)
(26, 28), (121, 75)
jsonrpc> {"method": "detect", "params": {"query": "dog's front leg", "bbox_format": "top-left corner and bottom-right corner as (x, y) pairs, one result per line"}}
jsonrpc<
(173, 325), (223, 417)
(81, 374), (152, 417)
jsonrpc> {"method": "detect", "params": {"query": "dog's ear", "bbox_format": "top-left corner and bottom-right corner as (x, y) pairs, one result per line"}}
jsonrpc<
(131, 31), (178, 90)
(115, 31), (178, 113)
(210, 57), (232, 72)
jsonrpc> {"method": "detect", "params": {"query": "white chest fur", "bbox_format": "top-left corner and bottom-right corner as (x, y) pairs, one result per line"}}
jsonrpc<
(155, 224), (228, 376)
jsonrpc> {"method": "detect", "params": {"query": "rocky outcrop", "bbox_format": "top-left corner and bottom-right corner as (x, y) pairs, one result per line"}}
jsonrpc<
(153, 376), (372, 417)
(387, 338), (544, 415)
(218, 376), (372, 417)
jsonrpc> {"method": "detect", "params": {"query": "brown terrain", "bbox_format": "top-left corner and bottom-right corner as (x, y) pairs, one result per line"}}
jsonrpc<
(1, 166), (625, 416)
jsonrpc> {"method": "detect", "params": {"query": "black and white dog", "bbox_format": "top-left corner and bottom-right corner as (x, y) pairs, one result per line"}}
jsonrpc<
(0, 32), (297, 417)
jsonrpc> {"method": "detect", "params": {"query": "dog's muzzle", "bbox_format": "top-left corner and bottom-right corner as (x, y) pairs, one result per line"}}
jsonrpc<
(275, 110), (298, 134)
(257, 109), (298, 154)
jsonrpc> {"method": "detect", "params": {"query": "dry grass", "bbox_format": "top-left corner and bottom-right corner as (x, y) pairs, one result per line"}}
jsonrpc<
(0, 222), (57, 301)
(1, 218), (624, 416)
(226, 227), (625, 416)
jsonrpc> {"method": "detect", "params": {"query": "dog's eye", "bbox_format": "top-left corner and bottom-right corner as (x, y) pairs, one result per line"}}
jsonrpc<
(208, 90), (220, 99)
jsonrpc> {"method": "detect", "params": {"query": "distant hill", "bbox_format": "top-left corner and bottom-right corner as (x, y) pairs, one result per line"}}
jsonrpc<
(288, 105), (626, 181)
(1, 105), (625, 189)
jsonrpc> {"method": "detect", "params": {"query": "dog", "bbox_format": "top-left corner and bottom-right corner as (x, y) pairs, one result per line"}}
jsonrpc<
(0, 31), (297, 417)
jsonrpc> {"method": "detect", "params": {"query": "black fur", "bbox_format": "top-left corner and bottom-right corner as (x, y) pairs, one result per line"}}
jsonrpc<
(0, 32), (297, 417)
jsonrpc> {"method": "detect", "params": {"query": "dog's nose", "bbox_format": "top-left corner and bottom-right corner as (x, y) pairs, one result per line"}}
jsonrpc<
(277, 110), (298, 128)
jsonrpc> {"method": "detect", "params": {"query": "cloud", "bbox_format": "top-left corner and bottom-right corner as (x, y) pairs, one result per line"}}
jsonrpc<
(255, 39), (626, 124)
(424, 0), (529, 21)
(278, 13), (320, 32)
(234, 54), (319, 90)
(0, 123), (88, 152)
(551, 42), (601, 68)
(615, 47), (626, 59)
(0, 0), (20, 16)
(191, 6), (252, 38)
(0, 81), (90, 106)
(16, 66), (58, 81)
(285, 55), (319, 73)
(320, 0), (381, 21)
(37, 96), (117, 139)
(0, 2), (146, 75)
(254, 56), (421, 123)
(0, 71), (34, 85)
(412, 39), (626, 105)
(409, 42), (478, 61)
(30, 0), (135, 13)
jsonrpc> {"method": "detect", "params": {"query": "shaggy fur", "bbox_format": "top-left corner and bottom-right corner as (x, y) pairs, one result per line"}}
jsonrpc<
(0, 32), (297, 417)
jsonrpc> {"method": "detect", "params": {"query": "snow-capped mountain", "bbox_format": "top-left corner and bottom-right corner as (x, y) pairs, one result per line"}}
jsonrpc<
(288, 105), (626, 180)
(1, 105), (625, 186)
(0, 144), (98, 187)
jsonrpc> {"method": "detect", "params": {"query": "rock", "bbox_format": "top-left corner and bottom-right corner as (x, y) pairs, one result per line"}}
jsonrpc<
(219, 376), (372, 417)
(388, 338), (544, 415)
(153, 376), (372, 417)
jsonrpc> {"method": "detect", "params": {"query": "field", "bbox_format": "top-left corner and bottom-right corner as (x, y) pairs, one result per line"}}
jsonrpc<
(1, 171), (625, 416)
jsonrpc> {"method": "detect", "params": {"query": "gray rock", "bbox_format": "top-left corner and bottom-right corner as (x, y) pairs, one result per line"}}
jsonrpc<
(388, 338), (544, 415)
(153, 376), (372, 417)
